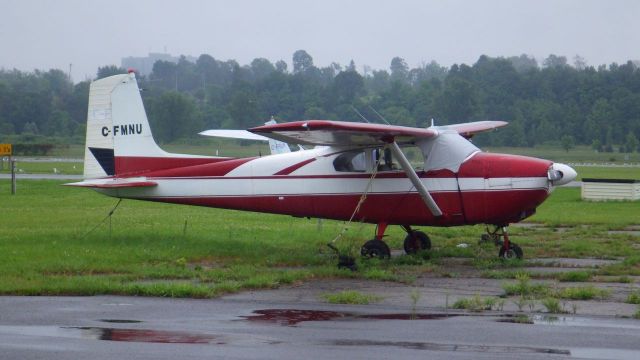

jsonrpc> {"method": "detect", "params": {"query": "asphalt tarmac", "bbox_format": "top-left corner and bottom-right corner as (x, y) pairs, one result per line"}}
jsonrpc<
(1, 295), (639, 360)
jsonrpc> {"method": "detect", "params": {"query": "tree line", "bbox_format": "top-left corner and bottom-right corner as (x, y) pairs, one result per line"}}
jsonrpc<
(1, 51), (639, 152)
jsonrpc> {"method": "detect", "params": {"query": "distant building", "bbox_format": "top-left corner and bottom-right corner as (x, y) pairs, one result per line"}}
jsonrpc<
(121, 53), (196, 76)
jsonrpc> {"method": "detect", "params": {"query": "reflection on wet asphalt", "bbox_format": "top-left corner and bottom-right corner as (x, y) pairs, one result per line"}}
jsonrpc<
(242, 309), (456, 326)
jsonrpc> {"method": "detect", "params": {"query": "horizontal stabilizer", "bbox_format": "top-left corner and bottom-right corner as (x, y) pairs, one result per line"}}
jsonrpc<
(64, 177), (157, 189)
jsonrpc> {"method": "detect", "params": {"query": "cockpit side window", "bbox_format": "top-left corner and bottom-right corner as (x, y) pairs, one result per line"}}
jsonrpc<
(333, 151), (367, 172)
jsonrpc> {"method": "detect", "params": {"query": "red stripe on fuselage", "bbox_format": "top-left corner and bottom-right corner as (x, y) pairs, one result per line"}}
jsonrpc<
(274, 158), (316, 175)
(139, 157), (257, 178)
(115, 156), (232, 176)
(133, 188), (549, 226)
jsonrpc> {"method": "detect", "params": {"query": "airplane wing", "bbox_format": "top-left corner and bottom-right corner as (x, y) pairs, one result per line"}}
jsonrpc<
(249, 120), (439, 146)
(200, 119), (292, 154)
(64, 177), (157, 188)
(435, 120), (508, 138)
(199, 129), (271, 141)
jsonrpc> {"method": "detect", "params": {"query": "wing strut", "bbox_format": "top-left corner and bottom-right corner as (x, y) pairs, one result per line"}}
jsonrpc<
(388, 141), (443, 217)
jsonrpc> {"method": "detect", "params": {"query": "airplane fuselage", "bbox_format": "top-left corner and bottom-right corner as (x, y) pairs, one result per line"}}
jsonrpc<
(96, 146), (553, 227)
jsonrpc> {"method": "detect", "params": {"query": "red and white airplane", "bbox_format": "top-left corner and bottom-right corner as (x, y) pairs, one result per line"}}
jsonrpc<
(68, 72), (577, 262)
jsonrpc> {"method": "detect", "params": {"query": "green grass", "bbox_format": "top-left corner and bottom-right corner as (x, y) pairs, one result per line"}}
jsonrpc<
(574, 166), (640, 181)
(1, 179), (639, 298)
(452, 295), (497, 312)
(627, 291), (640, 304)
(530, 187), (640, 227)
(0, 180), (339, 296)
(557, 286), (610, 300)
(502, 273), (551, 298)
(0, 180), (444, 297)
(322, 290), (382, 304)
(558, 271), (593, 282)
(0, 161), (82, 175)
(541, 297), (564, 313)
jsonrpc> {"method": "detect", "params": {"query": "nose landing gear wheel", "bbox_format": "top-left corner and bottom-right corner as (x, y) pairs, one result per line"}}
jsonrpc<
(499, 243), (523, 259)
(361, 239), (391, 259)
(403, 231), (431, 254)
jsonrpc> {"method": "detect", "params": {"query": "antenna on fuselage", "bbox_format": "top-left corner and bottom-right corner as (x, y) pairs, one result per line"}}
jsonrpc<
(430, 118), (435, 127)
(367, 105), (391, 125)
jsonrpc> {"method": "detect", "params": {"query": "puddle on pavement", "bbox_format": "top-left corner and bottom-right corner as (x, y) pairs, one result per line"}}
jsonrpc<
(0, 325), (224, 344)
(570, 348), (640, 360)
(330, 339), (570, 355)
(243, 309), (456, 326)
(70, 327), (225, 344)
(497, 314), (640, 330)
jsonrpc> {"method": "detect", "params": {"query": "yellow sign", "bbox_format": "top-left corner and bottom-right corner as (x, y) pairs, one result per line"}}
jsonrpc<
(0, 144), (11, 156)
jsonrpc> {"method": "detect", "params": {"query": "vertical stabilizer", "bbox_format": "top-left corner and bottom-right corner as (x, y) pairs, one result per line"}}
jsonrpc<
(83, 72), (212, 179)
(110, 73), (169, 158)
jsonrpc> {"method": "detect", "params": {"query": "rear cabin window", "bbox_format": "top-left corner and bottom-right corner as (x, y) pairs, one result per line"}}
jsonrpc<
(333, 151), (366, 172)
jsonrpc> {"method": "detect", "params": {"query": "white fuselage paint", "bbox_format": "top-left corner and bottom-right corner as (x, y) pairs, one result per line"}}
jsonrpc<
(97, 147), (551, 200)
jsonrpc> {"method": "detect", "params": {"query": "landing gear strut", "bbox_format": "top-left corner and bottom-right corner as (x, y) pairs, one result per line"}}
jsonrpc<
(481, 225), (523, 259)
(360, 223), (391, 259)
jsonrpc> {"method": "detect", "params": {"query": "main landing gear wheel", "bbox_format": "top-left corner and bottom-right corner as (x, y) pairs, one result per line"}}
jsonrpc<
(361, 239), (391, 259)
(403, 231), (431, 254)
(499, 243), (523, 260)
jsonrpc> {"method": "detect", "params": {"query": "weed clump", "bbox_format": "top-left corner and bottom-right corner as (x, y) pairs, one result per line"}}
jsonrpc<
(452, 294), (497, 312)
(502, 272), (550, 298)
(557, 286), (609, 300)
(558, 271), (592, 282)
(541, 297), (564, 313)
(627, 291), (640, 304)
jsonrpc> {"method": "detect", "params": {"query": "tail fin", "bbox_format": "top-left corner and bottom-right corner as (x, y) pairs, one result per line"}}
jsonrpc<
(83, 72), (214, 179)
(264, 119), (291, 154)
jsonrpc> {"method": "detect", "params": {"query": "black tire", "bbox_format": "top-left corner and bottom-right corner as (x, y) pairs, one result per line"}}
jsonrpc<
(403, 231), (431, 254)
(498, 243), (523, 259)
(361, 239), (391, 259)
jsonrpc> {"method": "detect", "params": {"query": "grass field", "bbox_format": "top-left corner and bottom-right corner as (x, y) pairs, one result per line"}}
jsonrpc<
(1, 179), (638, 298)
(573, 166), (640, 180)
(0, 161), (82, 175)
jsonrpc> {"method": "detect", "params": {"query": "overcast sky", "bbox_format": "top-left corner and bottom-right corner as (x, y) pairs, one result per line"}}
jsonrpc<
(1, 0), (639, 82)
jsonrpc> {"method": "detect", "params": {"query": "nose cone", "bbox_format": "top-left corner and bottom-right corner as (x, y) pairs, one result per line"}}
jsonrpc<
(548, 163), (577, 186)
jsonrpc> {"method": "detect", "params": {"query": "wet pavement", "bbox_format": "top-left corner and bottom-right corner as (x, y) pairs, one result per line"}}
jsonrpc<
(1, 295), (640, 359)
